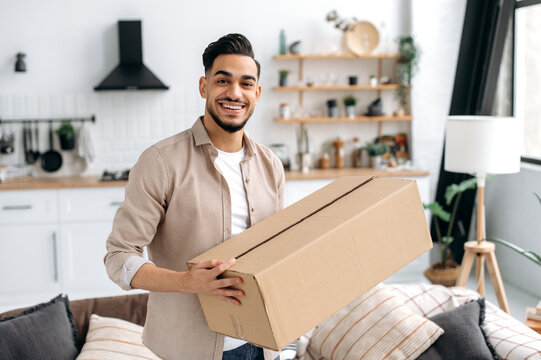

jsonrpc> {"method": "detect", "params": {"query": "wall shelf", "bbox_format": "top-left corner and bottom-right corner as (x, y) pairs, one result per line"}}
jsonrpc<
(285, 168), (428, 181)
(276, 115), (412, 123)
(274, 84), (401, 91)
(274, 54), (399, 60)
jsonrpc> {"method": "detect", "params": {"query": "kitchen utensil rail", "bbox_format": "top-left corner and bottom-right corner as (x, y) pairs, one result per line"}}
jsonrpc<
(0, 115), (96, 125)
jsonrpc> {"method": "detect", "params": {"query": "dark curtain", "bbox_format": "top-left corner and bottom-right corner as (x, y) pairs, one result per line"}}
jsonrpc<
(432, 0), (514, 263)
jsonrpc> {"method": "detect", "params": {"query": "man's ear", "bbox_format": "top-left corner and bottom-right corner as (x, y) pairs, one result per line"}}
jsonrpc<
(255, 84), (262, 102)
(199, 76), (207, 98)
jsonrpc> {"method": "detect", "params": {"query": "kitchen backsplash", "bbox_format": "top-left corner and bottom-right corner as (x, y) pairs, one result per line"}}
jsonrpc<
(0, 91), (204, 176)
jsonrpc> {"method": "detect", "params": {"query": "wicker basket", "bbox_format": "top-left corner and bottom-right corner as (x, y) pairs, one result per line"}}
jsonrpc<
(424, 261), (461, 287)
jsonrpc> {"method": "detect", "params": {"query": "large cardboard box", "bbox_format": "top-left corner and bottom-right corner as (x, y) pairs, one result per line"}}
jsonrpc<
(188, 176), (432, 350)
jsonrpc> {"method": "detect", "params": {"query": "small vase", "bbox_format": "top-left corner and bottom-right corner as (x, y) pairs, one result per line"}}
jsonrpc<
(370, 155), (382, 169)
(345, 105), (356, 118)
(59, 137), (75, 150)
(279, 78), (288, 87)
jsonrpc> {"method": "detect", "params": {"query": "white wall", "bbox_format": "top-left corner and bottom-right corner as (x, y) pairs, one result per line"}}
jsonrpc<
(485, 165), (541, 297)
(0, 0), (468, 195)
(0, 0), (412, 176)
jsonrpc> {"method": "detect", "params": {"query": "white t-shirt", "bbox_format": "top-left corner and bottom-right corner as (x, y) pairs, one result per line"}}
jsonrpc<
(214, 147), (250, 352)
(120, 146), (250, 352)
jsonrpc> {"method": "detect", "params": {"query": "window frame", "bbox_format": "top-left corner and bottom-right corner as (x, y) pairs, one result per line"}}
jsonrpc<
(514, 0), (541, 164)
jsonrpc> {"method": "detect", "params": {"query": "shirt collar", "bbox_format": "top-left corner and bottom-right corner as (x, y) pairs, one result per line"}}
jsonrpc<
(192, 116), (257, 158)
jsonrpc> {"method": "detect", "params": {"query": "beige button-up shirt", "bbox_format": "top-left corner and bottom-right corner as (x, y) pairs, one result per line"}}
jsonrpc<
(105, 118), (285, 359)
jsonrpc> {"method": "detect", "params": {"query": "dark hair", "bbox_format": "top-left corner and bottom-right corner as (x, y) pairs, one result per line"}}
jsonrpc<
(202, 33), (261, 79)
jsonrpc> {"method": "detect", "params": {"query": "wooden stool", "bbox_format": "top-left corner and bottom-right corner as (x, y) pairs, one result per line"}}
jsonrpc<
(455, 241), (510, 314)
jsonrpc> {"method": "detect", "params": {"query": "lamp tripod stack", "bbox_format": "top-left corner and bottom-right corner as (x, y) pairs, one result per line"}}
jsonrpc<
(455, 175), (510, 314)
(445, 115), (521, 315)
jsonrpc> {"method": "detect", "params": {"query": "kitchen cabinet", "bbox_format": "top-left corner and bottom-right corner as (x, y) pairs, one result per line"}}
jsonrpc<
(0, 186), (127, 311)
(0, 225), (60, 297)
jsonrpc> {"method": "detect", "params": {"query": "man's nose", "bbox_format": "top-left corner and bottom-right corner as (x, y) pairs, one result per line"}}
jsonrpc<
(226, 82), (242, 100)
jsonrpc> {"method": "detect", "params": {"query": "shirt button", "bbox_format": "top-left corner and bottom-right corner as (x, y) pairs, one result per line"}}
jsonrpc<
(251, 208), (255, 213)
(245, 178), (250, 183)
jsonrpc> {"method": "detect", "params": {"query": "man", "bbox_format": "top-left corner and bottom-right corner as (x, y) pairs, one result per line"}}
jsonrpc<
(105, 33), (285, 360)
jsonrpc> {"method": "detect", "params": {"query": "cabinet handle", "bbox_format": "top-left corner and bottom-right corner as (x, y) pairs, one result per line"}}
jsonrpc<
(52, 232), (59, 283)
(110, 201), (123, 207)
(2, 205), (32, 211)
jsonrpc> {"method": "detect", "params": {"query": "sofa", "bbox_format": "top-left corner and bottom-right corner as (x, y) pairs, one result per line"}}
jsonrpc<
(1, 285), (540, 360)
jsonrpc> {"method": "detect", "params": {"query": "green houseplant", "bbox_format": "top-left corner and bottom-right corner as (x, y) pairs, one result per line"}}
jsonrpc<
(55, 122), (76, 150)
(423, 178), (477, 286)
(396, 36), (419, 115)
(364, 142), (389, 169)
(279, 70), (289, 87)
(343, 95), (356, 118)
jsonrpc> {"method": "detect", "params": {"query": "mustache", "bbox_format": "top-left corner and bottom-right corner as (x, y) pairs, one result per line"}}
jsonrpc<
(216, 97), (248, 106)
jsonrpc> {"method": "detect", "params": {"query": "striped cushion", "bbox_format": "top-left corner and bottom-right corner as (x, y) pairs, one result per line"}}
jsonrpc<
(307, 284), (443, 360)
(76, 314), (160, 360)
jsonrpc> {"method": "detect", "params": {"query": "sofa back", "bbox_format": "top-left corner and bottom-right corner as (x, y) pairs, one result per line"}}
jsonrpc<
(0, 293), (149, 342)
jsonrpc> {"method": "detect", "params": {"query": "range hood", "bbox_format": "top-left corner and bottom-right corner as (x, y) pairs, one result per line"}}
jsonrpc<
(94, 20), (169, 91)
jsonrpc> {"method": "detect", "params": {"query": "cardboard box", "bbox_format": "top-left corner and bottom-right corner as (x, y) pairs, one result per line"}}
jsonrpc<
(188, 176), (432, 350)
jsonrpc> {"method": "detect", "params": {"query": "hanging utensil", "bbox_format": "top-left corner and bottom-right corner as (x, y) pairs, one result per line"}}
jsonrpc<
(32, 121), (40, 162)
(40, 121), (62, 172)
(23, 122), (33, 163)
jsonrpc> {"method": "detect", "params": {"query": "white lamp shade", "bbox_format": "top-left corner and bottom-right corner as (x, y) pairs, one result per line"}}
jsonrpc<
(444, 116), (522, 175)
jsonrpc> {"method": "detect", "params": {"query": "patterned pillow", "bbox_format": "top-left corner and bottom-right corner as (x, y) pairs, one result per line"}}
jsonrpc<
(76, 314), (160, 360)
(386, 283), (541, 360)
(307, 284), (443, 360)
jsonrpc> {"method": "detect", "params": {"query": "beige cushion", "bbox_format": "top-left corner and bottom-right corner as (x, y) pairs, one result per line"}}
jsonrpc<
(76, 314), (160, 360)
(308, 284), (443, 360)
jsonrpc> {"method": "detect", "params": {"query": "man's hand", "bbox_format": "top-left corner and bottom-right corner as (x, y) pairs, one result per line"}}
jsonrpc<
(185, 258), (245, 305)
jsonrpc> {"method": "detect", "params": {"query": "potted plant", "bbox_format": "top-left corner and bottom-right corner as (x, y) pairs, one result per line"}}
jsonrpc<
(343, 95), (356, 118)
(423, 178), (477, 286)
(55, 122), (76, 150)
(279, 70), (290, 87)
(364, 142), (389, 169)
(396, 36), (419, 116)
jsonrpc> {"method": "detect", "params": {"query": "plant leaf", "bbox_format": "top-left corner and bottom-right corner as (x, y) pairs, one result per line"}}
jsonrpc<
(441, 236), (454, 245)
(424, 202), (451, 222)
(534, 192), (541, 207)
(445, 178), (478, 205)
(486, 237), (541, 267)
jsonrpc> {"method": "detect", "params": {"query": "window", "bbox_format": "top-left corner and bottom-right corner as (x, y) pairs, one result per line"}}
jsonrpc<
(515, 2), (541, 162)
(495, 1), (541, 164)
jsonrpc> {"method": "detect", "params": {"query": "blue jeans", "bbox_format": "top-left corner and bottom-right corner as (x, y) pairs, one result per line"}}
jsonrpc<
(222, 343), (264, 360)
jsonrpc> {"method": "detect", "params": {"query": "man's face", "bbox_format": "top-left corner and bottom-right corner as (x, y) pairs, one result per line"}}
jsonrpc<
(199, 54), (261, 133)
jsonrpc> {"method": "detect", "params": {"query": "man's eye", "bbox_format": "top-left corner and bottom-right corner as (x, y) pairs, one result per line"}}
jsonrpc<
(217, 79), (228, 84)
(243, 82), (254, 87)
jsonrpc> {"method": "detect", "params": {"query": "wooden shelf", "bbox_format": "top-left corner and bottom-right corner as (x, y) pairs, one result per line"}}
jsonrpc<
(274, 84), (400, 91)
(275, 54), (399, 60)
(276, 115), (412, 123)
(0, 176), (127, 191)
(285, 168), (429, 181)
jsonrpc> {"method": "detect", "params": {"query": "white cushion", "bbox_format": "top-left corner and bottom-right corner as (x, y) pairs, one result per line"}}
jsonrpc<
(76, 314), (160, 360)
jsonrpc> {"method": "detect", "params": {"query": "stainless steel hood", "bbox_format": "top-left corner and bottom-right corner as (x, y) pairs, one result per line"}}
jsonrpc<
(94, 20), (169, 91)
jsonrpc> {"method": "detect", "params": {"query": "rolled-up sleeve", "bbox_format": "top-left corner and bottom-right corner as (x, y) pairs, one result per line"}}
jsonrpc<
(104, 145), (170, 290)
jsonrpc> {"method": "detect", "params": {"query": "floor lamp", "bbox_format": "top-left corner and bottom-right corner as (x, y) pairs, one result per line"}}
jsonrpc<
(444, 116), (522, 314)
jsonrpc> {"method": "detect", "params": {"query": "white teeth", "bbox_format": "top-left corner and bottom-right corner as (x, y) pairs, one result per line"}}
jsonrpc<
(222, 104), (243, 110)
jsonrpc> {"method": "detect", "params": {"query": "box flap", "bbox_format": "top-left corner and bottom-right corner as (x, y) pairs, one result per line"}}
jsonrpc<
(189, 176), (374, 266)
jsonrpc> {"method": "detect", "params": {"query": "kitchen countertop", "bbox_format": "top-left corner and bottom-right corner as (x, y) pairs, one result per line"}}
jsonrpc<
(0, 168), (429, 191)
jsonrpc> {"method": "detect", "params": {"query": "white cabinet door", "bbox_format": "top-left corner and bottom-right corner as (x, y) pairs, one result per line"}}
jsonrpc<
(59, 222), (118, 291)
(59, 187), (125, 223)
(0, 225), (60, 294)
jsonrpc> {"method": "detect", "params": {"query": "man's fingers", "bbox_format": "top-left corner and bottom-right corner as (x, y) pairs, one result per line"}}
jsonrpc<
(218, 295), (241, 306)
(211, 258), (236, 276)
(193, 259), (218, 269)
(215, 277), (243, 289)
(212, 288), (244, 298)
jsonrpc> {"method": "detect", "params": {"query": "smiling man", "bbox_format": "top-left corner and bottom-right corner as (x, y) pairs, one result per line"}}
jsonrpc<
(105, 34), (284, 360)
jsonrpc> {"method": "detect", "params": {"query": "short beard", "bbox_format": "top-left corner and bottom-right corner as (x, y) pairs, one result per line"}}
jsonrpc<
(207, 103), (251, 134)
